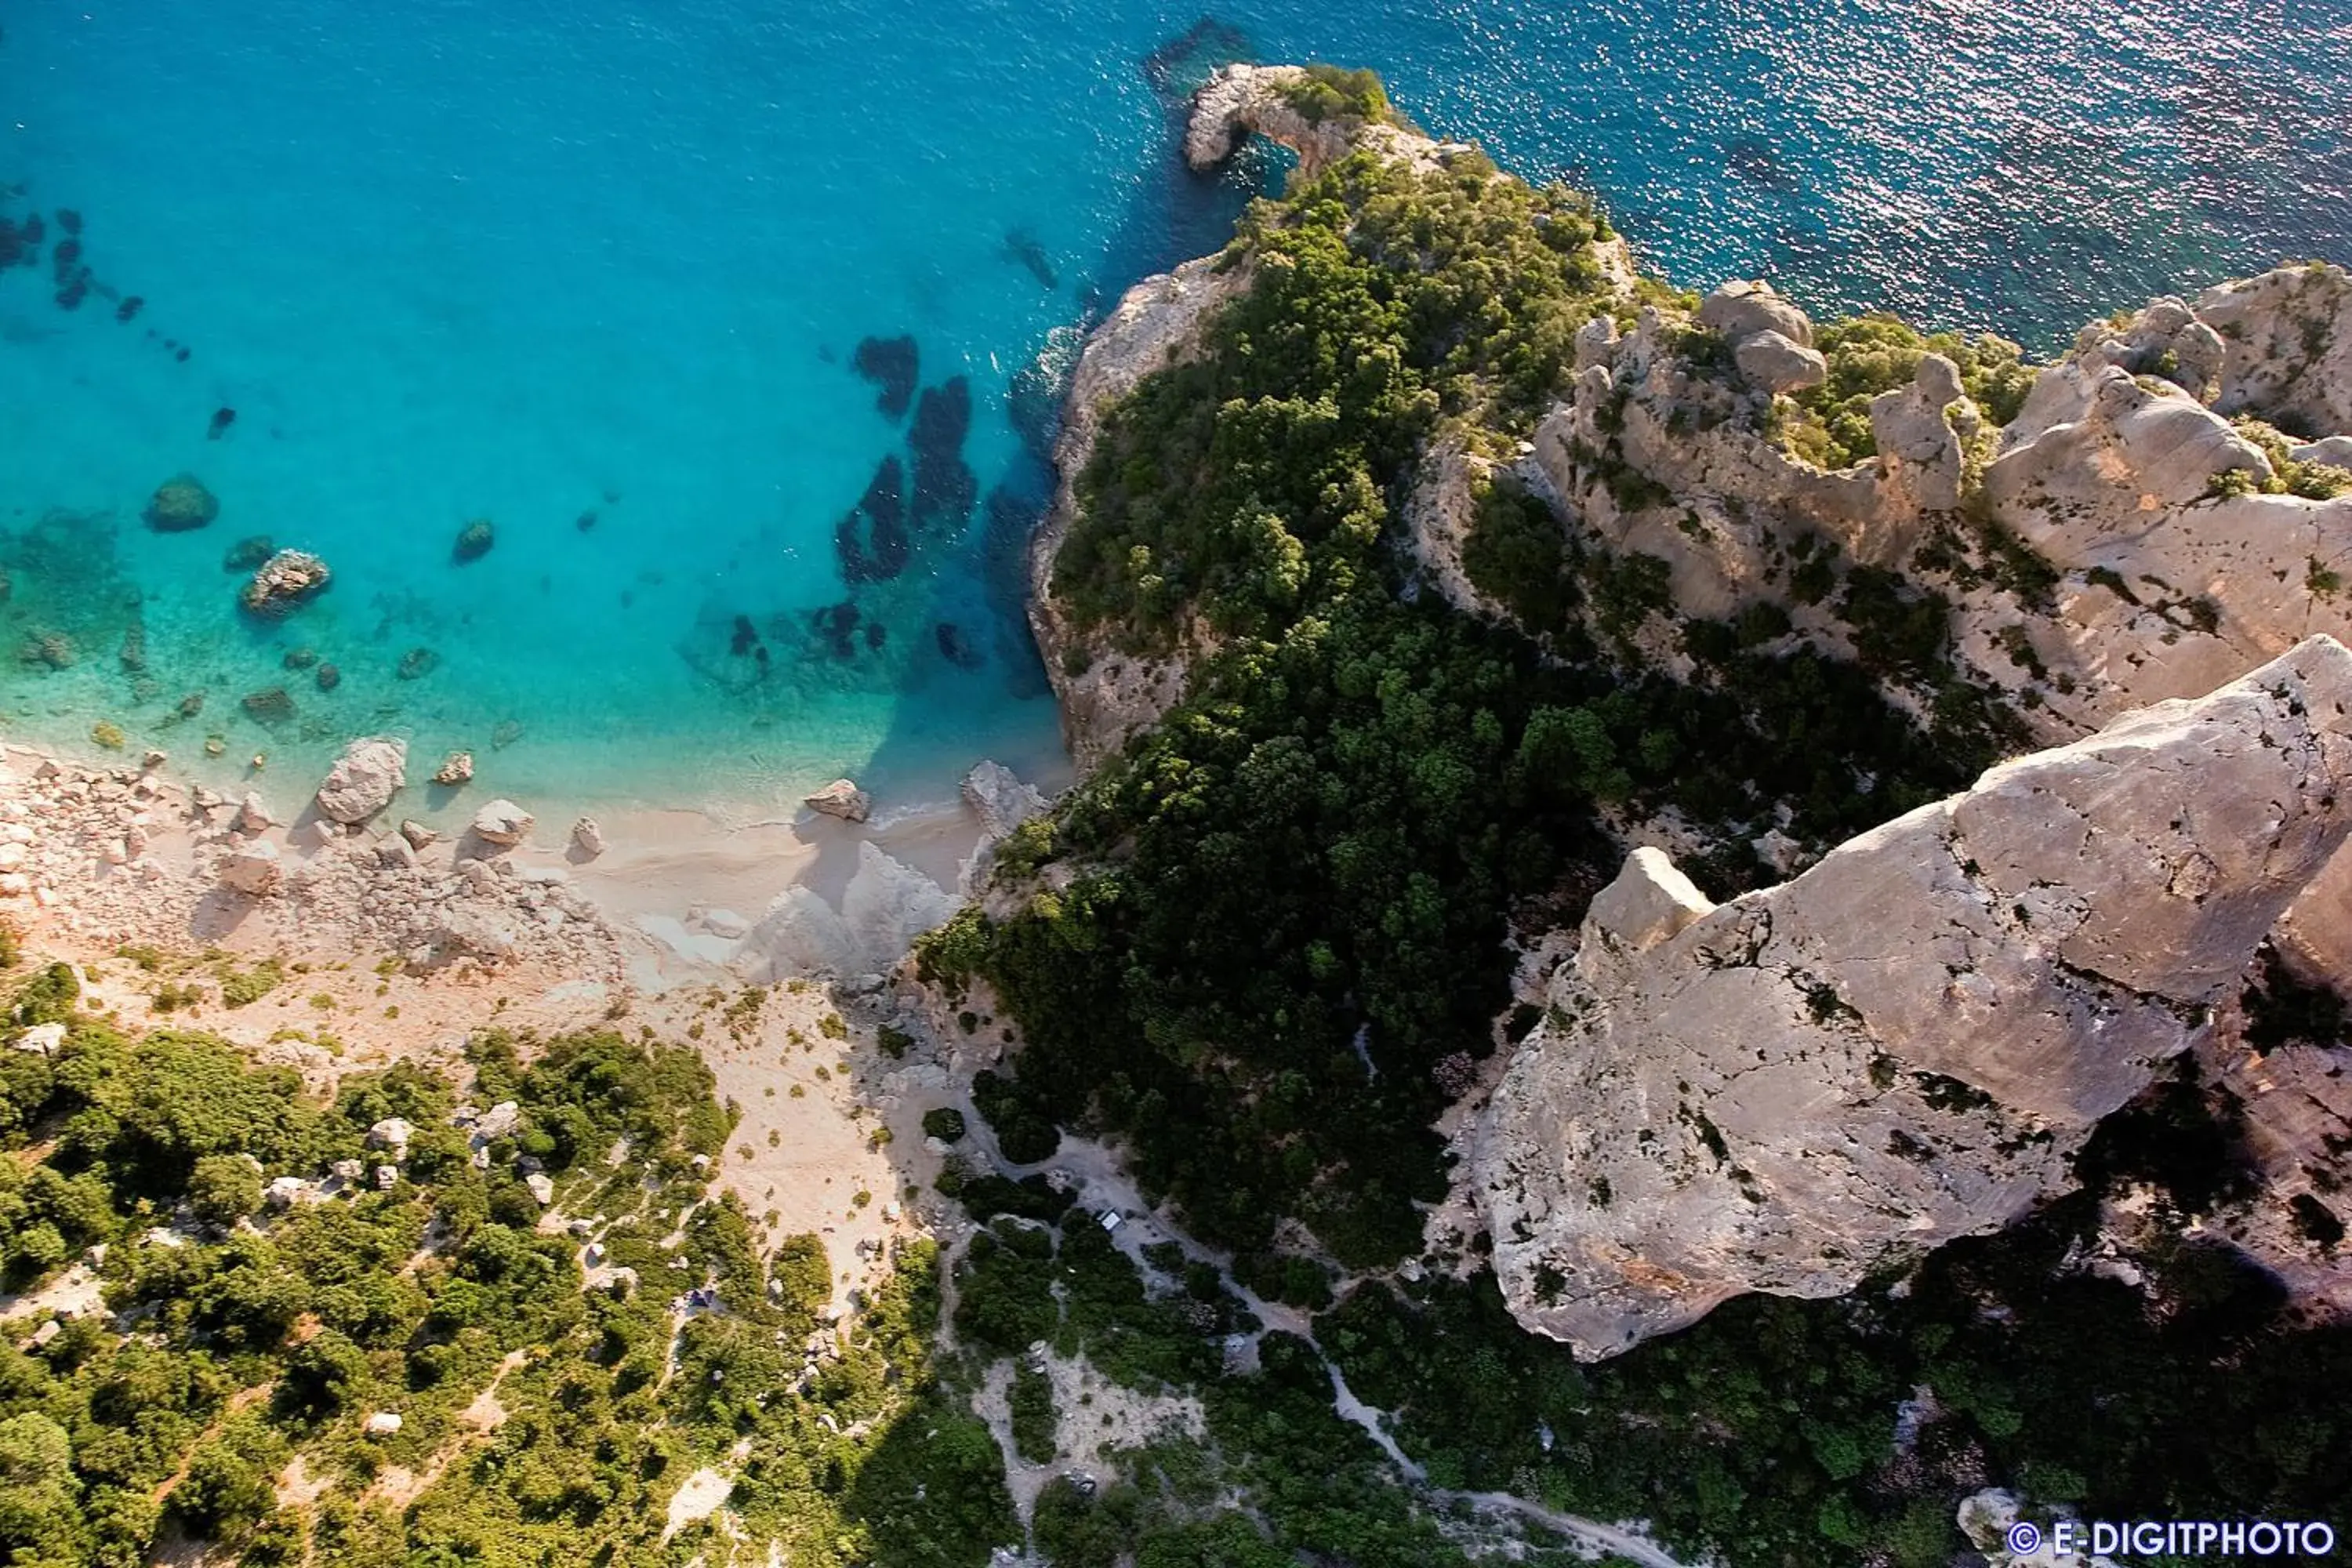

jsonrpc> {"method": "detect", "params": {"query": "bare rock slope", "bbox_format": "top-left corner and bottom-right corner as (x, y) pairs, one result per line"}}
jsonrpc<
(1474, 637), (2352, 1358)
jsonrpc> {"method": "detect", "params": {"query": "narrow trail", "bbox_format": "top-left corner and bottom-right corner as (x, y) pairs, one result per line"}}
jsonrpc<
(974, 1122), (1701, 1568)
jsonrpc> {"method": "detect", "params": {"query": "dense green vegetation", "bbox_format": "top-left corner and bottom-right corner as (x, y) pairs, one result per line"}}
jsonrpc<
(0, 964), (1014, 1568)
(934, 151), (2003, 1266)
(1274, 64), (1401, 128)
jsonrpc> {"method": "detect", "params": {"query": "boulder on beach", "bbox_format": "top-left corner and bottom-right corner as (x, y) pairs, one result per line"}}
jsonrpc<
(218, 840), (284, 896)
(315, 736), (408, 824)
(239, 550), (331, 616)
(470, 798), (533, 846)
(144, 474), (220, 532)
(570, 816), (606, 857)
(804, 779), (871, 823)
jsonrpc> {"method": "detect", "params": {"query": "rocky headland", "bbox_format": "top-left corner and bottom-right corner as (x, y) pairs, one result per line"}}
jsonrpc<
(1007, 64), (2352, 1360)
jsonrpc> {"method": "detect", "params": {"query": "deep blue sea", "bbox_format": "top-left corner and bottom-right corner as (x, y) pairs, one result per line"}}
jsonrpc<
(3, 0), (2347, 819)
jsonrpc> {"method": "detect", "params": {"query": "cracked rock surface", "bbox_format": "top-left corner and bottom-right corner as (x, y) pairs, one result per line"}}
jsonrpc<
(1473, 637), (2352, 1359)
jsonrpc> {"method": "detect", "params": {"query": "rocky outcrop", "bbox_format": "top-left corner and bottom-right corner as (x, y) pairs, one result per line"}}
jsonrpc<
(1474, 638), (2352, 1358)
(803, 779), (871, 823)
(1184, 63), (1481, 180)
(314, 737), (406, 824)
(434, 751), (474, 787)
(960, 760), (1047, 841)
(240, 550), (331, 616)
(1703, 281), (1828, 394)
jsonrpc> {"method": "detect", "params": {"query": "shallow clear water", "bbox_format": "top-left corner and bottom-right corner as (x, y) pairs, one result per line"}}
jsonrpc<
(2, 0), (2345, 819)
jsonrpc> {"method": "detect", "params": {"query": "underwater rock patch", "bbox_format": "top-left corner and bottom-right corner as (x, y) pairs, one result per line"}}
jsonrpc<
(241, 687), (296, 724)
(1002, 227), (1058, 291)
(833, 456), (909, 585)
(206, 406), (236, 440)
(851, 334), (920, 421)
(16, 632), (73, 671)
(222, 535), (274, 572)
(396, 647), (440, 681)
(452, 517), (495, 564)
(934, 621), (983, 670)
(143, 474), (220, 532)
(909, 377), (976, 532)
(1142, 16), (1250, 100)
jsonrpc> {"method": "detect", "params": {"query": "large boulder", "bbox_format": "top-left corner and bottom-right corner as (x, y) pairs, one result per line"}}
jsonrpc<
(143, 474), (220, 532)
(470, 799), (533, 846)
(1697, 279), (1814, 349)
(1732, 328), (1827, 394)
(315, 736), (407, 824)
(218, 841), (285, 896)
(803, 779), (872, 824)
(1474, 637), (2352, 1359)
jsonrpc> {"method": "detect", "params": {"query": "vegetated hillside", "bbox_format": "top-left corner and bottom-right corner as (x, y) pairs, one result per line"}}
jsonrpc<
(0, 953), (1012, 1568)
(925, 145), (2005, 1274)
(919, 66), (2352, 1568)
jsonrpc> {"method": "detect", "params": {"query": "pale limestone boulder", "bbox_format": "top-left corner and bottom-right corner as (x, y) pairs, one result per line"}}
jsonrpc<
(1475, 638), (2352, 1359)
(803, 779), (871, 824)
(960, 761), (1047, 841)
(1733, 328), (1828, 394)
(570, 816), (606, 857)
(1698, 279), (1814, 348)
(315, 736), (407, 824)
(470, 799), (533, 846)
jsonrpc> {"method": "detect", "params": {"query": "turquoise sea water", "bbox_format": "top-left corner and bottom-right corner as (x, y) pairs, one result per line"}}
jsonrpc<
(2, 0), (2347, 820)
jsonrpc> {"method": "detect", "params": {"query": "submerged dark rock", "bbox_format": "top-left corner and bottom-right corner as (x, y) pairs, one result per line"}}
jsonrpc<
(452, 517), (495, 564)
(852, 334), (920, 422)
(223, 535), (275, 572)
(935, 621), (984, 670)
(1003, 227), (1059, 291)
(114, 295), (142, 323)
(396, 647), (440, 681)
(144, 474), (220, 532)
(813, 601), (861, 661)
(54, 275), (88, 311)
(864, 620), (887, 652)
(241, 686), (296, 724)
(1142, 16), (1250, 100)
(909, 377), (976, 532)
(833, 456), (909, 585)
(207, 406), (236, 440)
(315, 662), (340, 691)
(729, 614), (760, 657)
(54, 209), (81, 237)
(575, 510), (597, 532)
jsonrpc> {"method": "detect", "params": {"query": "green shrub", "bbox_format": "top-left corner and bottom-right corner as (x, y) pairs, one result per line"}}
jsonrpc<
(920, 1107), (967, 1144)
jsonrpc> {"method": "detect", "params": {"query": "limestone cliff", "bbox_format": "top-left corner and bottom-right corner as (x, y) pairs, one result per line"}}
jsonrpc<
(1473, 637), (2352, 1358)
(1025, 255), (1250, 768)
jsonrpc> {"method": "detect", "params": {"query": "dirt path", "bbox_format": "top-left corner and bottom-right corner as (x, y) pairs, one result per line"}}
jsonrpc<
(974, 1128), (1701, 1568)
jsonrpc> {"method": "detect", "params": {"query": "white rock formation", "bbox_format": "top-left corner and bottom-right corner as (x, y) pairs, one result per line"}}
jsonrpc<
(803, 779), (871, 823)
(314, 736), (407, 824)
(1475, 638), (2352, 1358)
(569, 815), (606, 857)
(961, 760), (1048, 840)
(236, 791), (274, 834)
(434, 750), (475, 786)
(470, 799), (533, 846)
